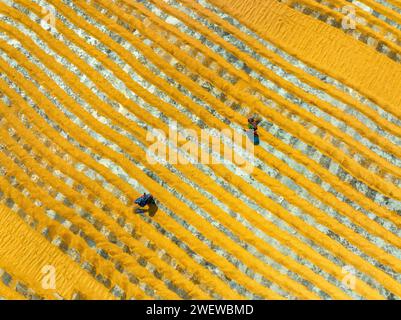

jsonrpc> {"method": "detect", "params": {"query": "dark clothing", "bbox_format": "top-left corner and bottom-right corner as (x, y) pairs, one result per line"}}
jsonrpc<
(246, 129), (260, 145)
(253, 132), (260, 145)
(135, 193), (155, 207)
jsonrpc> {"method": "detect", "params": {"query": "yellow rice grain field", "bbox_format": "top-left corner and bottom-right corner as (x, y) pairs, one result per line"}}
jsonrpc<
(0, 0), (400, 299)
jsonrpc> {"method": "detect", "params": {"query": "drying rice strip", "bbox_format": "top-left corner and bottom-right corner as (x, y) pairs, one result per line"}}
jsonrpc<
(358, 0), (401, 25)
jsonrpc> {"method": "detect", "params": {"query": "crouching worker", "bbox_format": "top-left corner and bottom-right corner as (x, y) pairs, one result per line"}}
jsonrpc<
(134, 193), (158, 216)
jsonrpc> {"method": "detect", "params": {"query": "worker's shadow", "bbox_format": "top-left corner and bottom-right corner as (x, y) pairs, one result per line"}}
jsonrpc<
(134, 203), (158, 217)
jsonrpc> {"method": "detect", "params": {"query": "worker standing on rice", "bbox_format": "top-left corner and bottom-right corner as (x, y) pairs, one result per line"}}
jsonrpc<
(245, 113), (262, 145)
